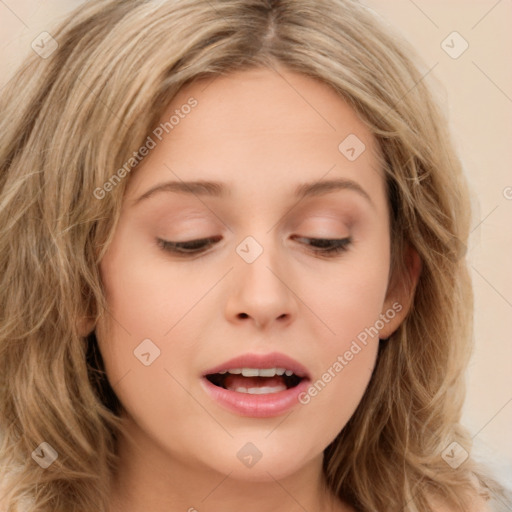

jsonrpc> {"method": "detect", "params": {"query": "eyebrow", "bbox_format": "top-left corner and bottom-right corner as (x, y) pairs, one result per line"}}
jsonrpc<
(132, 177), (374, 208)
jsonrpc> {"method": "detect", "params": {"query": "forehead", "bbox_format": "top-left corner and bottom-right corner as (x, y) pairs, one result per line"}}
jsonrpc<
(126, 66), (385, 207)
(169, 66), (376, 142)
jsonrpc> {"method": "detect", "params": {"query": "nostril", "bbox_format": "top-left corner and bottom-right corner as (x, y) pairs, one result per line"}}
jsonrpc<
(238, 313), (249, 319)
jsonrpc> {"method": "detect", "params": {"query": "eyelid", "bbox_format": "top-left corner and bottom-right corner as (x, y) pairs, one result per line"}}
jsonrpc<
(157, 236), (221, 254)
(156, 235), (352, 258)
(292, 236), (352, 255)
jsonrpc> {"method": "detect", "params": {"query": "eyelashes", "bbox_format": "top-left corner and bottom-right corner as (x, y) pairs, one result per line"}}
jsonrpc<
(158, 236), (223, 254)
(293, 236), (351, 255)
(156, 235), (352, 258)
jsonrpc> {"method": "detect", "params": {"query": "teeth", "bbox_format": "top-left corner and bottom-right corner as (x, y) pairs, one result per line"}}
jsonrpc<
(258, 368), (278, 377)
(241, 368), (259, 377)
(216, 367), (297, 377)
(222, 367), (294, 377)
(234, 385), (287, 394)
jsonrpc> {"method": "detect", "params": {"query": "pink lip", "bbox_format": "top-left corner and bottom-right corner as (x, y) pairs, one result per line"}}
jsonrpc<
(201, 378), (310, 418)
(202, 352), (310, 378)
(201, 352), (311, 418)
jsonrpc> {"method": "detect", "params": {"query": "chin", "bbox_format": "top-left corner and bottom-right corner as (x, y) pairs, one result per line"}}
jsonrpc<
(190, 435), (321, 482)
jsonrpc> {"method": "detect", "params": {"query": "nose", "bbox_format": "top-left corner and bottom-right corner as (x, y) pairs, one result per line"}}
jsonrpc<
(224, 237), (297, 331)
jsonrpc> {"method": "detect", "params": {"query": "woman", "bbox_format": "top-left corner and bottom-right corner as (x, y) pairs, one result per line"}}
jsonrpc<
(0, 1), (509, 510)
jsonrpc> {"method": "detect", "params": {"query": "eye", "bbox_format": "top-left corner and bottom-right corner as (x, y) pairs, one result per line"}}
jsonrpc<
(294, 236), (352, 256)
(157, 236), (222, 255)
(156, 235), (352, 257)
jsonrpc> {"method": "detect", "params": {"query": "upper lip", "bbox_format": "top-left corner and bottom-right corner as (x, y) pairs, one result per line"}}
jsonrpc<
(202, 352), (310, 379)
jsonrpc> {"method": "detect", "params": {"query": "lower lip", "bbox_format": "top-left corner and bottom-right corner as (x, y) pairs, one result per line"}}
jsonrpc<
(201, 377), (310, 418)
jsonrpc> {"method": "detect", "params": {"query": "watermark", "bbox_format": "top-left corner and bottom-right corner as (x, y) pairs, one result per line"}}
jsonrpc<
(236, 236), (264, 263)
(298, 301), (402, 405)
(31, 442), (58, 468)
(237, 442), (263, 468)
(338, 133), (366, 161)
(31, 32), (58, 59)
(503, 186), (512, 200)
(441, 31), (469, 60)
(441, 441), (469, 469)
(93, 97), (198, 199)
(133, 338), (161, 366)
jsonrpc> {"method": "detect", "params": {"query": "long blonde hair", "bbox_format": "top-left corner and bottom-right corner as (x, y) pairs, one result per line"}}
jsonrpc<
(0, 1), (508, 510)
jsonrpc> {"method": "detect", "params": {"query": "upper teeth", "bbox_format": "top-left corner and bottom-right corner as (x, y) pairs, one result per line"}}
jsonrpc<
(218, 368), (294, 377)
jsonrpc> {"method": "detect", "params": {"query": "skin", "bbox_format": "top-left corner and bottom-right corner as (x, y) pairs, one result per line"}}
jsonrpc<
(90, 66), (421, 512)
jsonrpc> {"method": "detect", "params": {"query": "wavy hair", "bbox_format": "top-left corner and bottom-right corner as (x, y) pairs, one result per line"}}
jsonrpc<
(0, 0), (508, 510)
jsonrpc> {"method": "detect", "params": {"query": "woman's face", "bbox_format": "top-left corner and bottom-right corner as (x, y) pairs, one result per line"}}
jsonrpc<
(95, 66), (409, 482)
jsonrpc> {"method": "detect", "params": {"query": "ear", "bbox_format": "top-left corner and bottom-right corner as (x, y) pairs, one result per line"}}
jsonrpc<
(379, 244), (422, 340)
(77, 316), (96, 338)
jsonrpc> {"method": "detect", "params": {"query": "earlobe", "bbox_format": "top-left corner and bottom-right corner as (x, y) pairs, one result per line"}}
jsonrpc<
(379, 244), (422, 340)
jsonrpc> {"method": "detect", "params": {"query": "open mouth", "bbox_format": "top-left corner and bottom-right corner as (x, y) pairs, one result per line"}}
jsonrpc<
(205, 368), (304, 394)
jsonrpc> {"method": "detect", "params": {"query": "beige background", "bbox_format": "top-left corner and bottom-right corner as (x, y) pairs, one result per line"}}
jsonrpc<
(1, 0), (511, 484)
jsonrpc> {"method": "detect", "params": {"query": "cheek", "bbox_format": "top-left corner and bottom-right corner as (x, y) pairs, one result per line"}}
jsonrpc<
(94, 242), (203, 444)
(294, 234), (389, 433)
(298, 346), (378, 450)
(94, 228), (205, 395)
(305, 236), (391, 347)
(297, 273), (384, 443)
(98, 226), (205, 339)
